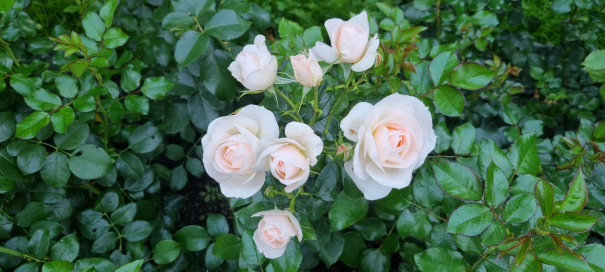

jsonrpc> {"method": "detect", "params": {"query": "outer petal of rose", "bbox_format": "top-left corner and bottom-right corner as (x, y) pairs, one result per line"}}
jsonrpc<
(254, 35), (272, 66)
(209, 115), (258, 140)
(312, 42), (340, 64)
(293, 67), (314, 87)
(352, 126), (371, 180)
(339, 32), (368, 63)
(254, 141), (285, 172)
(409, 96), (437, 168)
(352, 34), (379, 72)
(242, 55), (277, 91)
(308, 51), (324, 85)
(227, 60), (244, 84)
(348, 11), (369, 34)
(366, 159), (414, 189)
(284, 162), (309, 193)
(218, 171), (264, 198)
(285, 122), (323, 166)
(253, 209), (290, 217)
(340, 102), (373, 142)
(253, 229), (287, 259)
(345, 160), (392, 200)
(284, 210), (303, 241)
(325, 18), (344, 44)
(203, 134), (230, 180)
(238, 105), (279, 139)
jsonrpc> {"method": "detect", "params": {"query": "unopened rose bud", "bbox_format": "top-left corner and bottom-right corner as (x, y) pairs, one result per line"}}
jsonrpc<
(265, 186), (278, 198)
(336, 143), (353, 161)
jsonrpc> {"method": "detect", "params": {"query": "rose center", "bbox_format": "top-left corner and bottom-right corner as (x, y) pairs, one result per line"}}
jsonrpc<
(387, 127), (410, 149)
(215, 134), (253, 173)
(336, 23), (364, 51)
(263, 226), (283, 243)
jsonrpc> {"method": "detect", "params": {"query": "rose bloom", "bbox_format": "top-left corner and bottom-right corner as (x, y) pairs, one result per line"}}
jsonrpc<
(255, 122), (322, 192)
(228, 35), (277, 92)
(253, 209), (302, 259)
(290, 51), (323, 87)
(201, 105), (278, 198)
(312, 11), (379, 72)
(340, 94), (437, 200)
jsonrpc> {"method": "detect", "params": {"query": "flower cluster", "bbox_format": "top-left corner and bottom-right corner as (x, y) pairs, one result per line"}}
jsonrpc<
(203, 11), (436, 259)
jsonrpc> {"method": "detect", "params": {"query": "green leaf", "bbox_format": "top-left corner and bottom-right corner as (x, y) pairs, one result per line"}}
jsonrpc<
(397, 209), (432, 239)
(124, 166), (154, 192)
(204, 244), (224, 270)
(162, 12), (194, 28)
(550, 212), (598, 232)
(359, 249), (390, 272)
(270, 241), (302, 272)
(213, 234), (241, 259)
(69, 144), (112, 180)
(433, 85), (464, 117)
(91, 232), (119, 253)
(24, 89), (62, 111)
(410, 61), (433, 95)
(94, 189), (119, 213)
(412, 166), (443, 208)
(122, 220), (153, 242)
(557, 170), (587, 213)
(42, 260), (74, 272)
(241, 229), (265, 265)
(506, 133), (540, 176)
(16, 111), (50, 139)
(110, 203), (137, 226)
(313, 161), (340, 201)
(68, 60), (89, 78)
(0, 149), (33, 183)
(17, 144), (46, 175)
(141, 77), (175, 100)
(339, 232), (366, 268)
(0, 174), (15, 193)
(478, 139), (514, 180)
(115, 152), (144, 179)
(451, 122), (475, 155)
(430, 161), (483, 201)
(503, 194), (537, 223)
(429, 51), (459, 85)
(17, 201), (51, 227)
(120, 64), (141, 92)
(207, 213), (229, 237)
(188, 93), (219, 131)
(0, 112), (16, 142)
(185, 157), (204, 177)
(73, 94), (96, 112)
(170, 165), (187, 191)
(577, 244), (605, 271)
(51, 232), (79, 262)
(414, 247), (470, 272)
(535, 179), (554, 218)
(199, 49), (237, 103)
(115, 260), (143, 272)
(329, 191), (369, 231)
(318, 231), (345, 266)
(582, 50), (605, 71)
(0, 0), (14, 13)
(278, 17), (303, 37)
(538, 249), (592, 272)
(153, 240), (182, 265)
(205, 9), (250, 40)
(174, 31), (209, 68)
(449, 62), (496, 90)
(128, 124), (164, 153)
(103, 28), (128, 49)
(74, 258), (116, 271)
(14, 263), (39, 272)
(446, 204), (492, 236)
(124, 95), (149, 115)
(302, 26), (323, 46)
(175, 225), (210, 252)
(51, 106), (74, 134)
(161, 99), (190, 134)
(99, 0), (117, 28)
(480, 220), (505, 245)
(485, 163), (509, 207)
(28, 229), (50, 259)
(82, 12), (105, 41)
(53, 120), (89, 150)
(10, 74), (42, 95)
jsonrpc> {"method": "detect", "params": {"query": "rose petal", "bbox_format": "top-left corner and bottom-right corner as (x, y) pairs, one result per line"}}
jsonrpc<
(218, 171), (264, 198)
(285, 122), (323, 166)
(325, 18), (344, 42)
(340, 102), (373, 142)
(242, 55), (277, 91)
(339, 31), (368, 63)
(227, 61), (244, 84)
(254, 35), (272, 66)
(345, 161), (392, 200)
(312, 42), (340, 64)
(352, 34), (379, 72)
(253, 228), (288, 259)
(348, 11), (370, 34)
(237, 105), (279, 140)
(284, 162), (309, 193)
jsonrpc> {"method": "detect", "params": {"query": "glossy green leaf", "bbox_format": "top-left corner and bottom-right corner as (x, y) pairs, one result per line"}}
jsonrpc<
(538, 249), (592, 272)
(15, 111), (50, 139)
(161, 12), (194, 28)
(241, 229), (265, 265)
(449, 63), (496, 90)
(103, 28), (128, 49)
(278, 17), (303, 37)
(175, 225), (210, 252)
(429, 51), (459, 85)
(115, 260), (144, 272)
(51, 232), (79, 262)
(446, 204), (492, 236)
(485, 163), (509, 207)
(535, 178), (554, 218)
(115, 152), (144, 179)
(174, 31), (209, 68)
(433, 85), (464, 117)
(329, 191), (369, 231)
(24, 90), (61, 111)
(503, 194), (537, 223)
(128, 124), (164, 153)
(91, 232), (119, 253)
(583, 50), (605, 71)
(110, 203), (136, 226)
(28, 229), (50, 258)
(122, 221), (153, 242)
(359, 249), (390, 272)
(51, 106), (74, 133)
(451, 122), (475, 155)
(207, 213), (229, 237)
(339, 232), (366, 268)
(141, 77), (175, 100)
(69, 144), (112, 179)
(124, 95), (149, 115)
(73, 94), (95, 112)
(270, 241), (302, 272)
(410, 61), (433, 95)
(17, 144), (46, 175)
(53, 120), (89, 150)
(153, 240), (182, 265)
(506, 133), (539, 176)
(557, 170), (587, 213)
(430, 161), (483, 201)
(0, 112), (16, 142)
(397, 209), (432, 239)
(213, 234), (241, 259)
(42, 260), (73, 272)
(82, 12), (105, 41)
(120, 64), (141, 92)
(550, 212), (598, 232)
(478, 139), (514, 180)
(414, 247), (470, 272)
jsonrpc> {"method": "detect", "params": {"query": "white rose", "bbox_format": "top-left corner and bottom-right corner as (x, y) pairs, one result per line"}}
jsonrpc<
(228, 35), (278, 92)
(311, 11), (379, 72)
(290, 51), (323, 87)
(255, 122), (323, 192)
(201, 105), (278, 198)
(252, 209), (302, 259)
(340, 94), (437, 200)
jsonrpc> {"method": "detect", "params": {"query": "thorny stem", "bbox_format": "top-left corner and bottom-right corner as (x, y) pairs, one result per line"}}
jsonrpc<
(0, 246), (43, 262)
(275, 88), (303, 122)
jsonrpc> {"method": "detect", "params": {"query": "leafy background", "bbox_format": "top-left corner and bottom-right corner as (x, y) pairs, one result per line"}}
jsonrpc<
(0, 0), (604, 271)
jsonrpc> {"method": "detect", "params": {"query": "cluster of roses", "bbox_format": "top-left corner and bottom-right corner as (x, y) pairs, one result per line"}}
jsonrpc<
(201, 11), (436, 259)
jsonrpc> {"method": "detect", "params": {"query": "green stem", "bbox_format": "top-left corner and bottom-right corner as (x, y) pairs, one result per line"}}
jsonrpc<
(289, 189), (303, 213)
(95, 96), (110, 150)
(25, 139), (73, 156)
(275, 88), (303, 122)
(0, 35), (20, 67)
(323, 73), (354, 136)
(103, 213), (123, 250)
(407, 200), (448, 222)
(0, 208), (14, 221)
(117, 182), (135, 203)
(0, 246), (43, 262)
(309, 86), (320, 127)
(80, 183), (101, 195)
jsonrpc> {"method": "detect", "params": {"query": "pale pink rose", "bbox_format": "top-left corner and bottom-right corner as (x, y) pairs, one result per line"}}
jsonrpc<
(311, 11), (379, 72)
(252, 209), (302, 259)
(290, 51), (323, 87)
(340, 94), (437, 200)
(228, 35), (278, 91)
(255, 122), (323, 192)
(201, 105), (278, 198)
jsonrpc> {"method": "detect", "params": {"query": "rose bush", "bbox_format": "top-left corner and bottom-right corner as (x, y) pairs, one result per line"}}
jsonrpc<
(0, 0), (604, 271)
